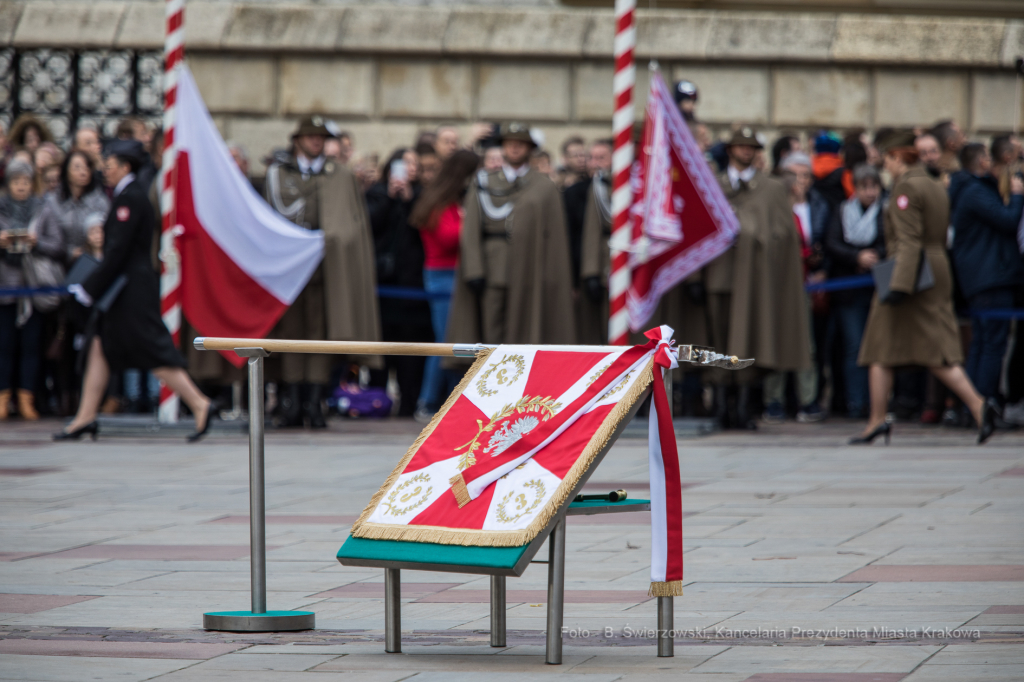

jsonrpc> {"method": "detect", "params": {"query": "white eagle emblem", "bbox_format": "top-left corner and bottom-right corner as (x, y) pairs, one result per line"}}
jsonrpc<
(484, 416), (540, 457)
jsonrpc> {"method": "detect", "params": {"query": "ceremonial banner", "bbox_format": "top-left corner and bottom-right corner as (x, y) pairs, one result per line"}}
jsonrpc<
(626, 72), (739, 331)
(173, 66), (324, 367)
(352, 327), (685, 596)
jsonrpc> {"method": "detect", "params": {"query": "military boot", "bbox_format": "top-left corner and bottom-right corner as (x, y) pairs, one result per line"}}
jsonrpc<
(275, 383), (303, 428)
(304, 384), (327, 429)
(736, 385), (758, 431)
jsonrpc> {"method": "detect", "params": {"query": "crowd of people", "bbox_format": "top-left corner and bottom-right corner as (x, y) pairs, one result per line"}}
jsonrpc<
(1, 78), (1022, 444)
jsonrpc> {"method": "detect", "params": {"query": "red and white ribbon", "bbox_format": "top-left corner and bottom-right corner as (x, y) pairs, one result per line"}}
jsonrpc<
(645, 325), (684, 596)
(158, 0), (184, 423)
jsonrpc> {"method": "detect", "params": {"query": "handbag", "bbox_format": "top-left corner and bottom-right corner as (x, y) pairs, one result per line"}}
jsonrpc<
(871, 248), (935, 302)
(21, 252), (66, 313)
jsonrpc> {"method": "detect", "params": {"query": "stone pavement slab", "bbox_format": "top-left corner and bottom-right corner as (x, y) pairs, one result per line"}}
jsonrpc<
(0, 418), (1021, 680)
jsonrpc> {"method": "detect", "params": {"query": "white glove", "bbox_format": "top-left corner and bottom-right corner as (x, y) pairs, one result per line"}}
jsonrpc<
(68, 283), (93, 307)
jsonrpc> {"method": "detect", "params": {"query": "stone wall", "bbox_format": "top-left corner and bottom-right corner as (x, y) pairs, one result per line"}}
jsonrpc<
(3, 1), (1022, 171)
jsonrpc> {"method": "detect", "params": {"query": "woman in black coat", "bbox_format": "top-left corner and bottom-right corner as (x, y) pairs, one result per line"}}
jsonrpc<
(823, 164), (886, 419)
(56, 140), (212, 441)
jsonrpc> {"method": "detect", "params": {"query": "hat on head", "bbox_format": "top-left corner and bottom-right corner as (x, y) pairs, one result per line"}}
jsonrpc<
(499, 122), (536, 147)
(103, 138), (146, 165)
(813, 130), (843, 154)
(726, 127), (763, 149)
(779, 151), (812, 172)
(673, 80), (698, 104)
(875, 130), (918, 155)
(4, 158), (33, 181)
(291, 115), (333, 139)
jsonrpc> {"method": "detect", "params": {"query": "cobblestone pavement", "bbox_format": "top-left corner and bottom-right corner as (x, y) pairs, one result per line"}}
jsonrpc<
(1, 417), (1022, 681)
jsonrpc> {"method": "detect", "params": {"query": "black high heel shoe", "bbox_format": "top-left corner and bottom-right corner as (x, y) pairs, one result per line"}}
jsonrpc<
(187, 404), (216, 443)
(53, 421), (99, 441)
(978, 399), (999, 445)
(849, 421), (891, 445)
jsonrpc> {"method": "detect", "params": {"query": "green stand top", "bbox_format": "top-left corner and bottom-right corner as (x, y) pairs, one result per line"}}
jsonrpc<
(337, 498), (651, 576)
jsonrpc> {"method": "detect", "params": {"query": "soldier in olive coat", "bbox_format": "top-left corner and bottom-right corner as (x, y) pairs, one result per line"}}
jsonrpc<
(265, 116), (380, 427)
(703, 128), (811, 428)
(854, 131), (997, 445)
(446, 123), (576, 347)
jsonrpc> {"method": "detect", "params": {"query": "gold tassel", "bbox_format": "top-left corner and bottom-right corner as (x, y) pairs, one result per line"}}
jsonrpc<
(648, 581), (684, 597)
(448, 474), (471, 508)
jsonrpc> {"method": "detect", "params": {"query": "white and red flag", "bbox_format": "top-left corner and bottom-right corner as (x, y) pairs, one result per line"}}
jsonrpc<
(626, 72), (739, 331)
(172, 66), (323, 366)
(352, 327), (685, 596)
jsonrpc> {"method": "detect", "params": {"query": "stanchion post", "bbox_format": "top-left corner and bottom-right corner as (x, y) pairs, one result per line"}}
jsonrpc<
(202, 347), (314, 632)
(248, 352), (267, 614)
(490, 575), (506, 647)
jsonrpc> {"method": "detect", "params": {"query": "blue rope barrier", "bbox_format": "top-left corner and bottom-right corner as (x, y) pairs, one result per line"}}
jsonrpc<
(0, 285), (70, 297)
(804, 274), (874, 293)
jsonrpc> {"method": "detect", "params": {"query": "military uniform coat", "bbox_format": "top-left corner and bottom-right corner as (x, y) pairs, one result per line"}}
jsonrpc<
(84, 178), (185, 372)
(858, 166), (962, 367)
(707, 169), (811, 371)
(447, 167), (576, 346)
(265, 155), (380, 343)
(578, 174), (613, 344)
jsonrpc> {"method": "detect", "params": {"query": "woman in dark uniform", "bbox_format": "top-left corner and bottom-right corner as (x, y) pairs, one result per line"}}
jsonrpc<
(853, 131), (997, 445)
(56, 140), (213, 441)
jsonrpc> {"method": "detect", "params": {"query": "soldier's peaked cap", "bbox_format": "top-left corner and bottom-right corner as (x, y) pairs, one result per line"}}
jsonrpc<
(103, 138), (146, 164)
(726, 127), (763, 149)
(498, 122), (536, 147)
(875, 130), (917, 155)
(291, 115), (334, 139)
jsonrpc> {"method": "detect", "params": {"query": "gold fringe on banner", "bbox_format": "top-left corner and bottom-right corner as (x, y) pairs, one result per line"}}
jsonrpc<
(351, 354), (655, 548)
(648, 581), (685, 597)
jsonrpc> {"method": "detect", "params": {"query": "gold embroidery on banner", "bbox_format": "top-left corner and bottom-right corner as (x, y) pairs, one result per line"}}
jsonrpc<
(586, 364), (635, 399)
(382, 472), (433, 517)
(454, 395), (562, 471)
(475, 354), (526, 397)
(496, 479), (546, 524)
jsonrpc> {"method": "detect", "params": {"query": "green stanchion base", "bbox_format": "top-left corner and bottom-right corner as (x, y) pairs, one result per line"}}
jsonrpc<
(203, 610), (315, 632)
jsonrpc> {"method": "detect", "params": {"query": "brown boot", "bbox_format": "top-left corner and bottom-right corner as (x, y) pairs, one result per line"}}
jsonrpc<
(17, 390), (39, 420)
(0, 389), (10, 419)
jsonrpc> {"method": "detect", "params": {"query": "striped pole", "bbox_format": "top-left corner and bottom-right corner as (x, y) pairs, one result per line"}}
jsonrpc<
(158, 0), (184, 423)
(608, 0), (636, 345)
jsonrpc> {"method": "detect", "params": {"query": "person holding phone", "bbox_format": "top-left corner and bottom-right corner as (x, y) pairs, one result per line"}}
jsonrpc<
(0, 158), (59, 420)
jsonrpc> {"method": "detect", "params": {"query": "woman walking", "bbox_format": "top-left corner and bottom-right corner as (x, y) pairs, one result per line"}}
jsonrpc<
(56, 140), (212, 441)
(409, 150), (479, 420)
(852, 132), (998, 445)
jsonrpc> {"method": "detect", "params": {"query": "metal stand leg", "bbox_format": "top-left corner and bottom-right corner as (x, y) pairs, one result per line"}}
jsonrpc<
(657, 596), (674, 657)
(385, 568), (401, 653)
(490, 575), (506, 647)
(248, 357), (267, 614)
(545, 518), (565, 665)
(203, 350), (313, 632)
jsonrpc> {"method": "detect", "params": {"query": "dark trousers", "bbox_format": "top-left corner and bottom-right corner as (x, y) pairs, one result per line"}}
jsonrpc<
(0, 304), (43, 392)
(967, 287), (1014, 400)
(835, 294), (872, 414)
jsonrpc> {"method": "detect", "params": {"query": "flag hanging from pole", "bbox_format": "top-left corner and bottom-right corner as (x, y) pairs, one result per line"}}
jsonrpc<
(626, 71), (739, 332)
(172, 66), (324, 367)
(352, 327), (686, 597)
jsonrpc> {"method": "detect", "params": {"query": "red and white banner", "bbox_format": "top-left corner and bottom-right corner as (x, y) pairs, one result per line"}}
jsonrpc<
(352, 327), (685, 596)
(626, 72), (739, 331)
(173, 66), (323, 366)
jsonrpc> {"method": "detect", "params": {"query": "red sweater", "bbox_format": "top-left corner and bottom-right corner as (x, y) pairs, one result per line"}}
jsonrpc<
(422, 203), (462, 269)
